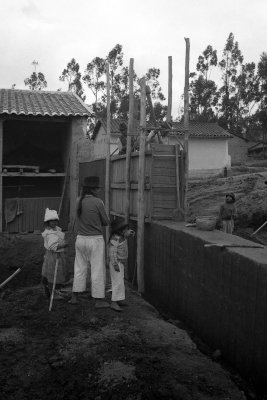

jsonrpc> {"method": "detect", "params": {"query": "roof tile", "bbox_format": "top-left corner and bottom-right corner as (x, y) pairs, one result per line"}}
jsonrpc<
(0, 89), (91, 117)
(92, 119), (231, 139)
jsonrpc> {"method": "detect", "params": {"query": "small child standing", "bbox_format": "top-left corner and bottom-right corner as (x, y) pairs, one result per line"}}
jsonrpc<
(109, 217), (135, 312)
(218, 193), (237, 234)
(41, 208), (68, 299)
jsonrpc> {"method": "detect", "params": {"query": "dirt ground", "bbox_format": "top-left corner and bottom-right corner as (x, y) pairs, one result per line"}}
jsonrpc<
(0, 233), (258, 400)
(187, 170), (267, 228)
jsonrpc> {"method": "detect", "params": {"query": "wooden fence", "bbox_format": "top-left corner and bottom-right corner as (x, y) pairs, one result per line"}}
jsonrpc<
(4, 197), (69, 233)
(110, 144), (185, 220)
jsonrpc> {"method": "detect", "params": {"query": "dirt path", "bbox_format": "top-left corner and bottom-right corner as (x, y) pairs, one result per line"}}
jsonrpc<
(1, 231), (263, 400)
(1, 281), (249, 400)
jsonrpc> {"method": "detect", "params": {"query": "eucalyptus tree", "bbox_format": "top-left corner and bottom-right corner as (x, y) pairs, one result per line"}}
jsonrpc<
(59, 58), (85, 100)
(24, 72), (47, 90)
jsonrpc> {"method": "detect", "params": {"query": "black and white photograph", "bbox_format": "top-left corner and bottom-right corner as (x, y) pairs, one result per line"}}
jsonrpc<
(0, 0), (267, 399)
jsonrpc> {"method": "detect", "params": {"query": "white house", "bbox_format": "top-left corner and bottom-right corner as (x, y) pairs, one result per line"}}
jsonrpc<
(168, 122), (232, 178)
(91, 119), (232, 178)
(91, 119), (123, 158)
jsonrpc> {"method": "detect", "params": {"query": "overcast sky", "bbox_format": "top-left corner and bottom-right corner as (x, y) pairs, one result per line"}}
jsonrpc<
(0, 0), (266, 117)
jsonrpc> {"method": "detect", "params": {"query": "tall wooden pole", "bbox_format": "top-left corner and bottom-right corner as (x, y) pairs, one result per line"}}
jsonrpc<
(136, 77), (146, 294)
(0, 120), (3, 232)
(105, 63), (111, 221)
(183, 38), (190, 216)
(125, 58), (134, 224)
(167, 56), (173, 123)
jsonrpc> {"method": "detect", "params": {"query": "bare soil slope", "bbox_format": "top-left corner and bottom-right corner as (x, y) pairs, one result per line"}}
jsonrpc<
(0, 234), (248, 400)
(188, 172), (267, 229)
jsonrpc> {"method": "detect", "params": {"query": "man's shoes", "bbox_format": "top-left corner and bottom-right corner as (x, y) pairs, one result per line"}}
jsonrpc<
(110, 302), (123, 312)
(117, 301), (129, 307)
(95, 300), (110, 309)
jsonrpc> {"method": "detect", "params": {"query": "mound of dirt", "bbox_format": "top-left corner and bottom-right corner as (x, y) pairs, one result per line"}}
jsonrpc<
(187, 172), (267, 229)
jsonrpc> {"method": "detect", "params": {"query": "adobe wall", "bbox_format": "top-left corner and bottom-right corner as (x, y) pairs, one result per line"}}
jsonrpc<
(143, 221), (267, 389)
(228, 136), (250, 165)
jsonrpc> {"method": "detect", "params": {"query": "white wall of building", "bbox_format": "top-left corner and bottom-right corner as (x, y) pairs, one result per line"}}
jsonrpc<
(188, 139), (230, 170)
(92, 127), (119, 159)
(167, 136), (230, 177)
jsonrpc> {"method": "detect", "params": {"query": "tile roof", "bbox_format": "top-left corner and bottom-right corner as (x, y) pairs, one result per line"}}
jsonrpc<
(172, 122), (232, 138)
(0, 89), (92, 117)
(92, 119), (231, 140)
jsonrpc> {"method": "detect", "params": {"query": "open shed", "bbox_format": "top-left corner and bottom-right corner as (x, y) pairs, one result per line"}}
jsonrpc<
(0, 89), (91, 233)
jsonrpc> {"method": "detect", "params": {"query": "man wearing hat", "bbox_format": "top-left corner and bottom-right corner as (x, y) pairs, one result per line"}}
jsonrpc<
(69, 176), (110, 308)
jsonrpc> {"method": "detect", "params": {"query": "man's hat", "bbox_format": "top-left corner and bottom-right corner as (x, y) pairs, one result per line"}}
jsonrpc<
(82, 176), (100, 188)
(111, 217), (128, 234)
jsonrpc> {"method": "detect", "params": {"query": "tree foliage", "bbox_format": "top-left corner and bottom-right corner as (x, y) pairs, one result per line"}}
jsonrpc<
(82, 44), (165, 121)
(189, 45), (219, 121)
(59, 58), (85, 101)
(196, 45), (217, 81)
(83, 57), (106, 109)
(188, 32), (267, 140)
(24, 72), (47, 91)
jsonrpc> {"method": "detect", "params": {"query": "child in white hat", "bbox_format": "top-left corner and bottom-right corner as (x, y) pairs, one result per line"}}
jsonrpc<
(41, 208), (68, 299)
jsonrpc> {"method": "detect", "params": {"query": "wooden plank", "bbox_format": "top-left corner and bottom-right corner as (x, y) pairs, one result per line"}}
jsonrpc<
(153, 201), (177, 208)
(152, 176), (176, 185)
(1, 173), (66, 177)
(136, 77), (146, 293)
(0, 120), (3, 232)
(153, 193), (176, 201)
(183, 37), (190, 217)
(152, 144), (175, 155)
(152, 183), (176, 188)
(111, 183), (151, 190)
(152, 154), (176, 158)
(105, 62), (111, 220)
(125, 58), (134, 223)
(175, 144), (181, 209)
(153, 157), (175, 166)
(167, 56), (173, 123)
(3, 165), (39, 169)
(153, 168), (176, 177)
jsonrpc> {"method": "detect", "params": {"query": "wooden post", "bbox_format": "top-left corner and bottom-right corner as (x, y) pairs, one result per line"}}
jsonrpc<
(175, 144), (181, 209)
(136, 77), (146, 294)
(105, 63), (111, 218)
(0, 120), (3, 232)
(125, 58), (134, 224)
(183, 38), (190, 216)
(167, 56), (172, 123)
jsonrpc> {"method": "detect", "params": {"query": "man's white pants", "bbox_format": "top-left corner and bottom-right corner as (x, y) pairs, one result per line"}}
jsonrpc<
(110, 261), (125, 302)
(73, 235), (106, 298)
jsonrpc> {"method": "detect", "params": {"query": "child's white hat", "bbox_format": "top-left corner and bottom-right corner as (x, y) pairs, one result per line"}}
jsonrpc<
(44, 208), (59, 222)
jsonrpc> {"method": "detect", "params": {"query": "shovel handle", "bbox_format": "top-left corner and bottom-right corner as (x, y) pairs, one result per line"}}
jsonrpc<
(49, 255), (59, 312)
(0, 268), (22, 289)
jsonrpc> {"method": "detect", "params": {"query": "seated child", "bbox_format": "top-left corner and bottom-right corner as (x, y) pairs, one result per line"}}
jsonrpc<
(41, 208), (68, 299)
(109, 217), (135, 312)
(218, 193), (236, 234)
